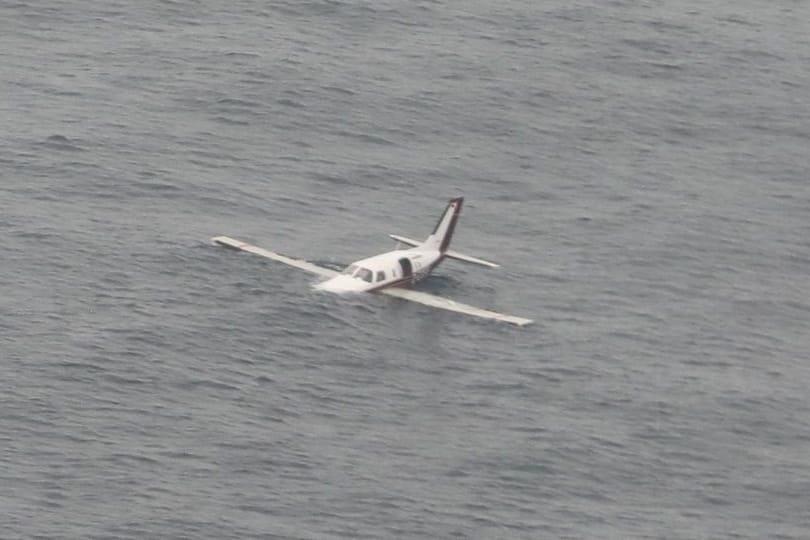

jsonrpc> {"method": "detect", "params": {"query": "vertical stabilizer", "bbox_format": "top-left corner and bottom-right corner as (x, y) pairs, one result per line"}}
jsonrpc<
(424, 197), (463, 253)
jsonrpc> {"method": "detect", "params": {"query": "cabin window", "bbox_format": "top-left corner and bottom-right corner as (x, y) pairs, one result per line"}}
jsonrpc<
(357, 268), (373, 282)
(342, 264), (358, 276)
(376, 271), (386, 282)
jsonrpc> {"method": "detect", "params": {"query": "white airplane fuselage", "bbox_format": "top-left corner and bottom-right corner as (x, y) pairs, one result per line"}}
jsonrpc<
(315, 246), (443, 293)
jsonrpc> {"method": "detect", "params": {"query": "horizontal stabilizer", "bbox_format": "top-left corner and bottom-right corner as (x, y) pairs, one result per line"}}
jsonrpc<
(382, 287), (532, 326)
(388, 234), (499, 268)
(444, 250), (499, 268)
(212, 236), (338, 278)
(389, 234), (421, 247)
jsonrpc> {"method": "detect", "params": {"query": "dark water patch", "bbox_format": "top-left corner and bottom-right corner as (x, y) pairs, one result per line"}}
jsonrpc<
(11, 229), (60, 241)
(277, 97), (305, 108)
(47, 88), (83, 97)
(620, 38), (672, 55)
(717, 16), (759, 28)
(240, 74), (273, 85)
(108, 452), (161, 466)
(52, 361), (106, 374)
(728, 48), (786, 64)
(320, 84), (356, 96)
(646, 61), (683, 71)
(37, 134), (84, 152)
(63, 160), (104, 173)
(223, 51), (262, 59)
(330, 129), (396, 146)
(276, 153), (306, 161)
(700, 492), (732, 507)
(311, 171), (351, 186)
(132, 180), (183, 195)
(780, 79), (802, 89)
(216, 97), (263, 109)
(211, 115), (249, 126)
(254, 375), (274, 385)
(175, 378), (241, 394)
(645, 19), (693, 33)
(102, 373), (154, 386)
(188, 145), (240, 164)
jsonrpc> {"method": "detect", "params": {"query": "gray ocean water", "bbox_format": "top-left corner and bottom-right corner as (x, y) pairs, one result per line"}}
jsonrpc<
(2, 1), (810, 538)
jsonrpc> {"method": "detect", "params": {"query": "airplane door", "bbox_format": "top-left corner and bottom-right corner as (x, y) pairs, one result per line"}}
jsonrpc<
(398, 258), (413, 279)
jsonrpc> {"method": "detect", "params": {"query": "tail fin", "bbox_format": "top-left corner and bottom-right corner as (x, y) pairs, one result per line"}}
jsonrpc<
(424, 197), (463, 253)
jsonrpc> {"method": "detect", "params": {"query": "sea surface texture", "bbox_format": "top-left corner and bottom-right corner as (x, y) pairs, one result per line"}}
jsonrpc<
(2, 1), (809, 538)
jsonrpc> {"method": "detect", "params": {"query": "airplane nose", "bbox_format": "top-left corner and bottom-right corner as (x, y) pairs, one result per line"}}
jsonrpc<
(314, 275), (366, 293)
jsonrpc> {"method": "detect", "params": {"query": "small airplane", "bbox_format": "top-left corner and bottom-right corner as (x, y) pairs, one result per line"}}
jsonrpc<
(212, 197), (532, 326)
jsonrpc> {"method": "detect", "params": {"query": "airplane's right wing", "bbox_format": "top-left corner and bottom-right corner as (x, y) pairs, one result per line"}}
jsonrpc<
(381, 287), (532, 327)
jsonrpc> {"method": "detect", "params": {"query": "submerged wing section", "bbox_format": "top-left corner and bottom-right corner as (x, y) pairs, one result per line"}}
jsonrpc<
(381, 287), (532, 327)
(212, 236), (339, 278)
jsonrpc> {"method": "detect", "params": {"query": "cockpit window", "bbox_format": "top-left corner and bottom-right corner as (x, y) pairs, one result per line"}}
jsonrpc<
(342, 264), (358, 275)
(356, 268), (373, 282)
(376, 271), (386, 282)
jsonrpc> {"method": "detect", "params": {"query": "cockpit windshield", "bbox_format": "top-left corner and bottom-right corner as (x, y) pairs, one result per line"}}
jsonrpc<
(341, 264), (373, 283)
(356, 268), (373, 282)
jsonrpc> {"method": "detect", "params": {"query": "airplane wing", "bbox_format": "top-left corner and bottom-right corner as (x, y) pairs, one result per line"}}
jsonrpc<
(381, 287), (533, 327)
(213, 235), (531, 326)
(212, 236), (339, 278)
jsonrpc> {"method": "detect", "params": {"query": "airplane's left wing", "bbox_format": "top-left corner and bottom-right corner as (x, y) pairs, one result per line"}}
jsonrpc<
(212, 236), (339, 278)
(381, 287), (533, 327)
